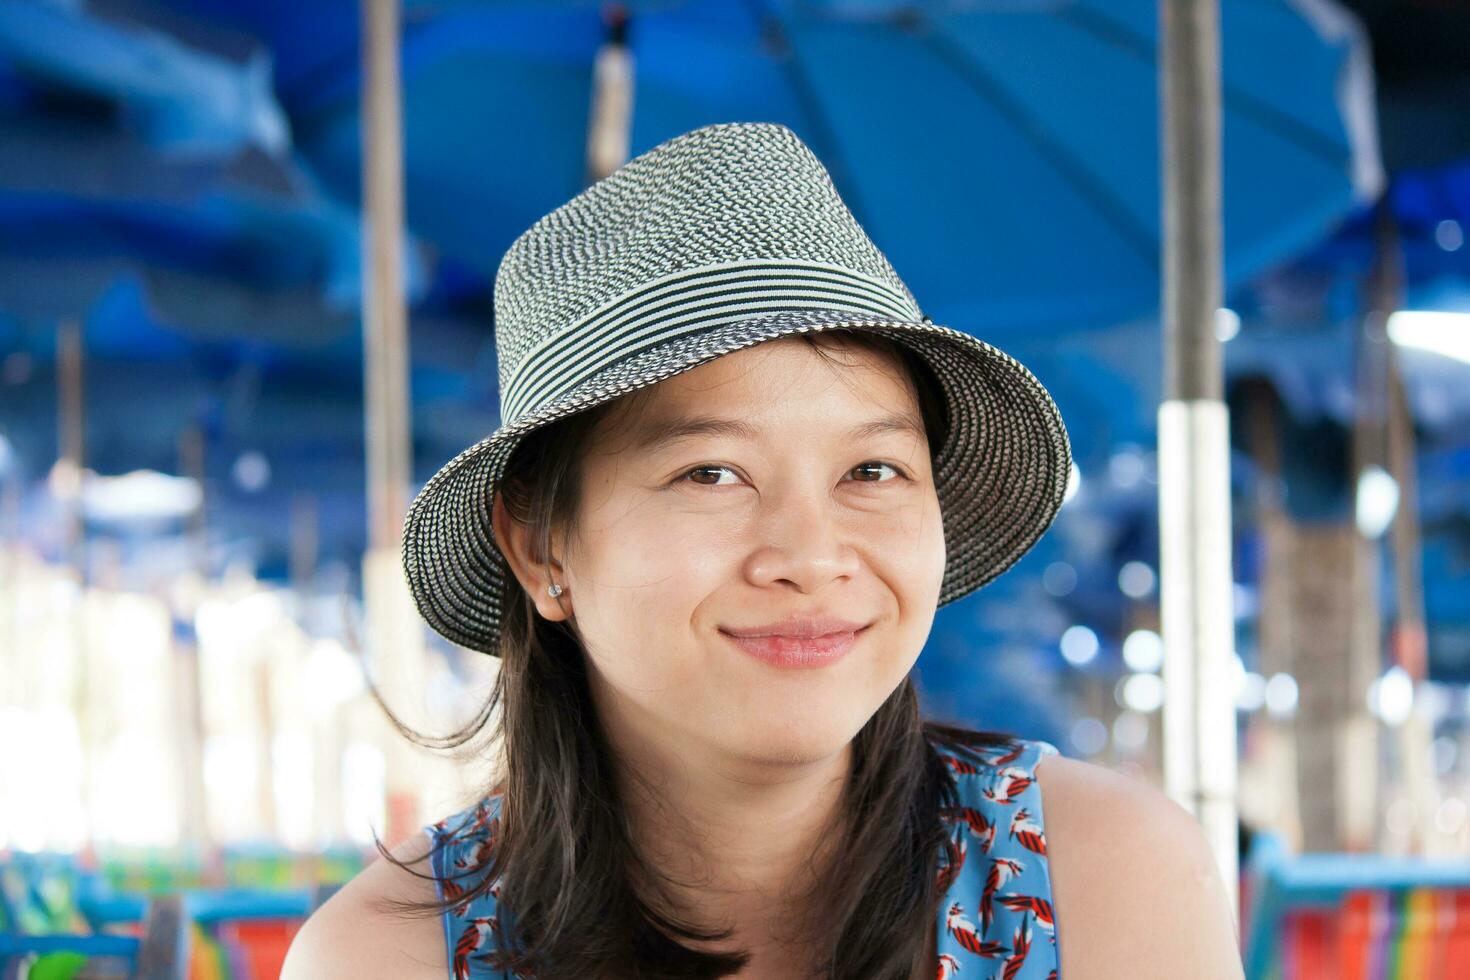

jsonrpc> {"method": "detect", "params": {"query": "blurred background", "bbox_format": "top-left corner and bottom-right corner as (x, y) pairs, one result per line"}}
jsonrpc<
(1, 0), (1468, 977)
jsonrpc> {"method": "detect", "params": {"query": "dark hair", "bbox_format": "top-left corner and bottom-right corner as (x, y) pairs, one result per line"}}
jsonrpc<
(366, 329), (1023, 979)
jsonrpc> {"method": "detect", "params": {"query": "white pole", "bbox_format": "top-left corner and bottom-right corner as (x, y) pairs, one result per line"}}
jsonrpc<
(1158, 0), (1239, 916)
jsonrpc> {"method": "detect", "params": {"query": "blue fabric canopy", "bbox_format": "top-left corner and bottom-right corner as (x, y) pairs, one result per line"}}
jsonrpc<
(273, 0), (1384, 335)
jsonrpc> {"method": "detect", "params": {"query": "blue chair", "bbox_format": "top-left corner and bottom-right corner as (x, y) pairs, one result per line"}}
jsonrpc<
(0, 893), (186, 980)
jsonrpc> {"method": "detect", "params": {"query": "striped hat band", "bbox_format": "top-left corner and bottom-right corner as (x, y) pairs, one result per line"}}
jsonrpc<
(502, 258), (923, 424)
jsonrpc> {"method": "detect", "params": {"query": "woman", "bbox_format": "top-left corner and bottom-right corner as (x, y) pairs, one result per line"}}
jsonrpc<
(284, 123), (1243, 980)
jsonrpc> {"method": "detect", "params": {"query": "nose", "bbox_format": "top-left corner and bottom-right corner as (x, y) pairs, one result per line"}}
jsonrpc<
(740, 482), (861, 593)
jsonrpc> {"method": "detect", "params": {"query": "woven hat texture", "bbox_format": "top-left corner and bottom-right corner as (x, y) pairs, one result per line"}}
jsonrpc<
(401, 121), (1071, 656)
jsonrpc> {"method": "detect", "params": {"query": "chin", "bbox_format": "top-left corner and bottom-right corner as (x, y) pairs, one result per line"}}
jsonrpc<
(733, 715), (860, 765)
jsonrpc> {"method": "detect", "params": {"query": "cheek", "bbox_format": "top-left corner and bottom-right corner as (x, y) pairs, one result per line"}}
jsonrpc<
(879, 495), (947, 600)
(569, 520), (724, 686)
(870, 497), (945, 674)
(596, 514), (734, 611)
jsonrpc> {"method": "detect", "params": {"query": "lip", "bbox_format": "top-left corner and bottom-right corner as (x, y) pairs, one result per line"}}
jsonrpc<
(718, 621), (872, 670)
(720, 615), (871, 639)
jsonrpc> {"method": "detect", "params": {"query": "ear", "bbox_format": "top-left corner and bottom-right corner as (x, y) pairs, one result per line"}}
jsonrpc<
(491, 489), (572, 623)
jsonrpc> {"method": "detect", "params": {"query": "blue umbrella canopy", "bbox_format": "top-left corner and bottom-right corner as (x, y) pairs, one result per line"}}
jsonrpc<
(1221, 152), (1470, 522)
(0, 112), (430, 329)
(0, 4), (441, 580)
(175, 0), (1384, 336)
(1284, 155), (1470, 295)
(0, 0), (288, 157)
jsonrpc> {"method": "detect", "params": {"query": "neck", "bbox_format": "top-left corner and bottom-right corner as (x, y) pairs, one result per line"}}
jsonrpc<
(604, 705), (854, 955)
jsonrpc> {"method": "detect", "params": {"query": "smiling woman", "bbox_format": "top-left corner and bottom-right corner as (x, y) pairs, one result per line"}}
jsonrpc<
(281, 122), (1243, 980)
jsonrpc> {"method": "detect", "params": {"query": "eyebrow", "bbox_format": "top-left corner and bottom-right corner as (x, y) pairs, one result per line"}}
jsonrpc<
(629, 411), (926, 453)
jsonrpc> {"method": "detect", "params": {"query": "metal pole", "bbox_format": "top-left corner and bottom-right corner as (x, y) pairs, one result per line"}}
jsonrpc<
(1157, 0), (1239, 914)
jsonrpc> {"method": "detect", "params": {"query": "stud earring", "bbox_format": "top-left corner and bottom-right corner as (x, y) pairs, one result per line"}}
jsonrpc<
(547, 583), (564, 597)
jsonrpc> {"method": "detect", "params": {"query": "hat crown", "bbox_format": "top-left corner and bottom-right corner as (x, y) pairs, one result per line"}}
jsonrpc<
(492, 122), (923, 423)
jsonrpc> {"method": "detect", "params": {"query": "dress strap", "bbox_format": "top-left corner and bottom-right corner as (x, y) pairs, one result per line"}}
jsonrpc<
(933, 737), (1062, 980)
(424, 794), (512, 979)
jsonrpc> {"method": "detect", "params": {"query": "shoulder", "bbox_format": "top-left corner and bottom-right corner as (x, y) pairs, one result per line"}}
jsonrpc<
(281, 829), (448, 980)
(1033, 753), (1245, 980)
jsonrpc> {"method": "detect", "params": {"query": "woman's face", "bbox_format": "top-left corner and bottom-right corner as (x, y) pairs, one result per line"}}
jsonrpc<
(539, 335), (945, 769)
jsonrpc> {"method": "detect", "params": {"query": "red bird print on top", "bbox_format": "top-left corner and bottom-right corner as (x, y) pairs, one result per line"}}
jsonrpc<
(425, 737), (1064, 979)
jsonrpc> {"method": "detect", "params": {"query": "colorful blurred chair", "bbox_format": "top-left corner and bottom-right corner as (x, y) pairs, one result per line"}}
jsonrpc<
(1243, 831), (1470, 979)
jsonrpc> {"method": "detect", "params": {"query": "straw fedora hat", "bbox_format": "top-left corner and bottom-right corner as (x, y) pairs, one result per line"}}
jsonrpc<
(401, 122), (1071, 656)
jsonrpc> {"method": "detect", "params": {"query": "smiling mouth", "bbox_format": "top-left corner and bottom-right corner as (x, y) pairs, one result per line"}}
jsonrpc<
(718, 624), (870, 669)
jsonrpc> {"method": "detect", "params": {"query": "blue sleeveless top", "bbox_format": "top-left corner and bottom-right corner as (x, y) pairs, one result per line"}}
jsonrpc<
(423, 737), (1062, 979)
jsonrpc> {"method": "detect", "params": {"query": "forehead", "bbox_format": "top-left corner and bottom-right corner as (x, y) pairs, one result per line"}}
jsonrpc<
(605, 336), (925, 451)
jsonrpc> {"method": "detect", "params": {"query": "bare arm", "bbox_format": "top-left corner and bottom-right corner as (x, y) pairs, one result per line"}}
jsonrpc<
(281, 830), (448, 980)
(1037, 754), (1245, 980)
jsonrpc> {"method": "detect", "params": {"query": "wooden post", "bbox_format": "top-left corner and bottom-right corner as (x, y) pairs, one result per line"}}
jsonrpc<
(1365, 200), (1437, 854)
(173, 426), (213, 863)
(586, 3), (634, 183)
(360, 0), (427, 848)
(134, 894), (189, 980)
(58, 316), (94, 844)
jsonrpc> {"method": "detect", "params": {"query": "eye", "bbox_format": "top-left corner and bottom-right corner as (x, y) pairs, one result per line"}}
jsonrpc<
(681, 465), (742, 487)
(849, 461), (906, 483)
(676, 462), (908, 487)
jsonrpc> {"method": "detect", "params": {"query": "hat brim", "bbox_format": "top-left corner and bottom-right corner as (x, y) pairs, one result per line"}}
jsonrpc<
(400, 308), (1072, 656)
